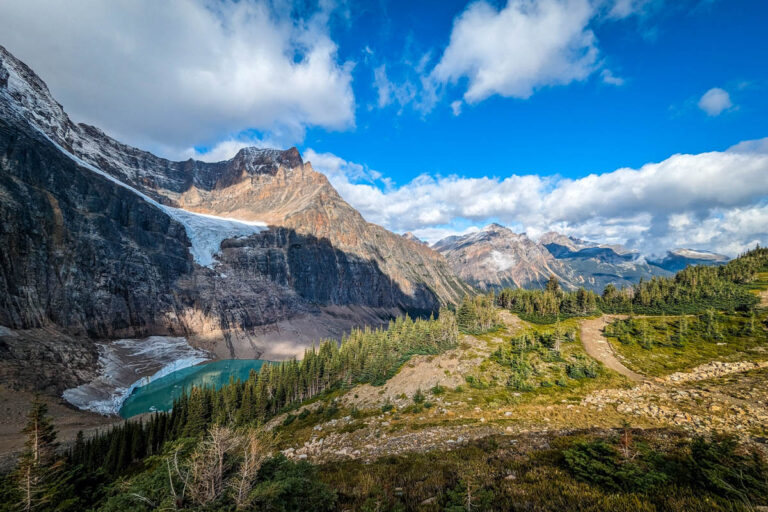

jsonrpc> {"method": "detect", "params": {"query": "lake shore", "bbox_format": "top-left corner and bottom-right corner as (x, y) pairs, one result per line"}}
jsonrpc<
(62, 336), (211, 415)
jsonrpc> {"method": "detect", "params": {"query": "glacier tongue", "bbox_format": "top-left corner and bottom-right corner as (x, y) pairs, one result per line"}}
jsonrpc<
(62, 336), (211, 416)
(163, 207), (266, 267)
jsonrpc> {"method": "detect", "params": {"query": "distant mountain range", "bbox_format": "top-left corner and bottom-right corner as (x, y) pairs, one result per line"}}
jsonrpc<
(431, 224), (728, 292)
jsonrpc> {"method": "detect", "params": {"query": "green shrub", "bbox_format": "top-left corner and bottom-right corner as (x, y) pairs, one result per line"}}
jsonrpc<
(681, 435), (768, 502)
(563, 440), (668, 492)
(251, 455), (338, 511)
(430, 384), (445, 395)
(566, 356), (599, 379)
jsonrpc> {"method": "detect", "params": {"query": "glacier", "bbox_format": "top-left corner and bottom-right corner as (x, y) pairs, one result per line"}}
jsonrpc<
(5, 93), (266, 268)
(163, 207), (266, 267)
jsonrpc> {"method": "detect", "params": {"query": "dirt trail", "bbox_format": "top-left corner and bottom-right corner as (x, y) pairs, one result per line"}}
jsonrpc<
(760, 289), (768, 307)
(580, 316), (645, 382)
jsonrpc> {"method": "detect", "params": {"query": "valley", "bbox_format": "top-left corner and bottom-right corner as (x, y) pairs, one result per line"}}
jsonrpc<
(0, 33), (767, 512)
(16, 250), (761, 510)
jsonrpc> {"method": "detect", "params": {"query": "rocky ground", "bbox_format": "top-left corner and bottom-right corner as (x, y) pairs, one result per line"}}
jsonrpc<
(271, 313), (768, 465)
(3, 310), (766, 473)
(582, 361), (768, 437)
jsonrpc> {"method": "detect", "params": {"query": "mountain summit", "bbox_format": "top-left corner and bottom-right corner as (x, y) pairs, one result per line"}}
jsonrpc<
(432, 224), (568, 290)
(430, 225), (714, 292)
(0, 46), (470, 392)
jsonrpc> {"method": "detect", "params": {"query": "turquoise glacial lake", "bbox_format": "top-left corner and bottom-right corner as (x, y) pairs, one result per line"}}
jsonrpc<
(119, 359), (266, 418)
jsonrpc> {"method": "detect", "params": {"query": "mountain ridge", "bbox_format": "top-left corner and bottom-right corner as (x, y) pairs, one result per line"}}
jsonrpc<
(432, 225), (729, 292)
(0, 45), (471, 393)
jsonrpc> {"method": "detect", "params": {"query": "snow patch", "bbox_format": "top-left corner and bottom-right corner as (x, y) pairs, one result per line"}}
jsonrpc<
(489, 250), (517, 271)
(671, 248), (727, 261)
(62, 336), (210, 415)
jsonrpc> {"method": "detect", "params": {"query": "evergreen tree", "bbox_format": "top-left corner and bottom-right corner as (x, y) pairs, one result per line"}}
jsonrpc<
(14, 397), (62, 511)
(546, 275), (560, 293)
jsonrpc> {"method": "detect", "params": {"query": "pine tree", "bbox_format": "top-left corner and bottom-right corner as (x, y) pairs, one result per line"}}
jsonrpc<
(14, 397), (62, 511)
(546, 275), (560, 293)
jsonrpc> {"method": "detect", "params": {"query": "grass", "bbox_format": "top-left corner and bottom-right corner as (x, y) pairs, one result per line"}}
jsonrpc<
(270, 305), (768, 474)
(460, 318), (632, 404)
(744, 271), (768, 295)
(605, 312), (768, 376)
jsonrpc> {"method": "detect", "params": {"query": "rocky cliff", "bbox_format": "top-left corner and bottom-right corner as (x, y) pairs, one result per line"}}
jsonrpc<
(0, 46), (470, 391)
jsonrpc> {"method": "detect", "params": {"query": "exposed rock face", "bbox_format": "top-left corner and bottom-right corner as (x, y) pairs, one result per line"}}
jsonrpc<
(433, 224), (568, 290)
(402, 232), (426, 245)
(0, 45), (471, 391)
(538, 231), (673, 291)
(433, 225), (673, 292)
(0, 115), (193, 338)
(0, 328), (99, 395)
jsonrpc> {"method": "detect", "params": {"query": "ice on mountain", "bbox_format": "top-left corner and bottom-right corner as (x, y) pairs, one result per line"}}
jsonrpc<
(163, 208), (266, 267)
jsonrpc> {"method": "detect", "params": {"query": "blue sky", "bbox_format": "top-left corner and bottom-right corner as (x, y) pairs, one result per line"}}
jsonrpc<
(305, 0), (768, 180)
(0, 0), (766, 255)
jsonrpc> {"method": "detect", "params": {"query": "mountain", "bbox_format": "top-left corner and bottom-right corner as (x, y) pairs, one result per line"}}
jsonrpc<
(432, 224), (570, 290)
(0, 46), (470, 392)
(539, 231), (636, 259)
(650, 248), (730, 273)
(433, 225), (675, 292)
(401, 232), (425, 244)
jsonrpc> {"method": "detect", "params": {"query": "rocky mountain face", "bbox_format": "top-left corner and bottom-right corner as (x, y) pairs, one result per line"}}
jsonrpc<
(432, 226), (724, 293)
(537, 231), (675, 290)
(433, 224), (570, 290)
(0, 46), (470, 391)
(401, 232), (426, 245)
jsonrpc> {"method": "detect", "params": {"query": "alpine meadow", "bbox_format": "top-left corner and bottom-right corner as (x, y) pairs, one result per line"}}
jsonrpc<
(1, 1), (768, 511)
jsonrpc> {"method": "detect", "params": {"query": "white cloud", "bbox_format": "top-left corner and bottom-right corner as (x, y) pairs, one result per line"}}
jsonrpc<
(450, 100), (463, 116)
(605, 0), (656, 19)
(411, 226), (482, 246)
(373, 65), (393, 108)
(0, 0), (355, 156)
(182, 136), (284, 163)
(431, 0), (599, 103)
(309, 138), (768, 256)
(698, 87), (733, 116)
(372, 64), (418, 112)
(600, 69), (625, 86)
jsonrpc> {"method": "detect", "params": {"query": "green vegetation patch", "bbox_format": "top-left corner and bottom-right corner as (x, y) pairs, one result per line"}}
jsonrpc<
(319, 431), (768, 512)
(605, 311), (768, 375)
